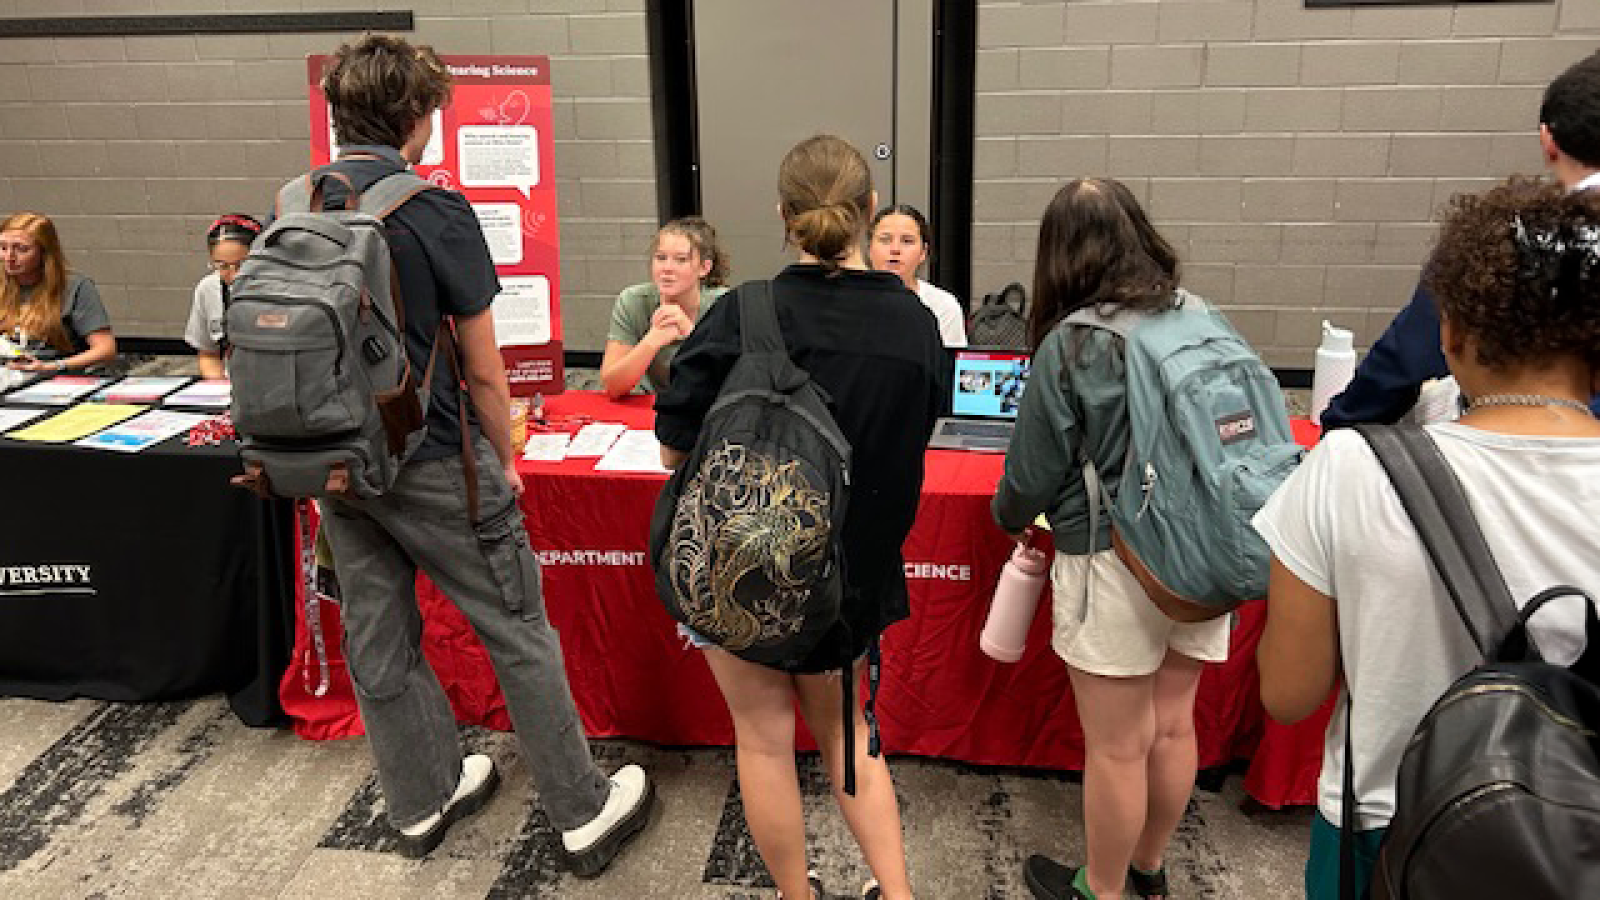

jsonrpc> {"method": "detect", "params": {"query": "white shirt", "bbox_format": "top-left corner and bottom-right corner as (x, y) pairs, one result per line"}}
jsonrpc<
(1253, 424), (1600, 829)
(916, 279), (968, 348)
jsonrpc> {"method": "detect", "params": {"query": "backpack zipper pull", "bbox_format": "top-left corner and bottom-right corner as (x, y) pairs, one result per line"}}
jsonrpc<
(1137, 463), (1157, 520)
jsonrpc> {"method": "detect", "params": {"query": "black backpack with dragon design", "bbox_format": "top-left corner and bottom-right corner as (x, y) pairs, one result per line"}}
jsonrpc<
(649, 280), (852, 672)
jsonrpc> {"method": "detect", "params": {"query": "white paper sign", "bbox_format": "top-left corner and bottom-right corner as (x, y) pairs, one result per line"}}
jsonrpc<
(566, 421), (626, 458)
(594, 429), (670, 474)
(472, 202), (524, 266)
(458, 125), (540, 198)
(521, 432), (571, 462)
(495, 276), (552, 346)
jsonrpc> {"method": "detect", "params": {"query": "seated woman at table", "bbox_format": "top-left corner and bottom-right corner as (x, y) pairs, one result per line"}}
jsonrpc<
(992, 178), (1226, 900)
(656, 135), (945, 900)
(1, 212), (116, 373)
(185, 214), (262, 379)
(600, 216), (730, 398)
(1253, 178), (1600, 900)
(868, 204), (967, 347)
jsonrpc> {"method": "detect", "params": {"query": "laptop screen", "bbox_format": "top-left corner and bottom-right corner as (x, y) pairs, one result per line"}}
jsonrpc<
(951, 349), (1031, 420)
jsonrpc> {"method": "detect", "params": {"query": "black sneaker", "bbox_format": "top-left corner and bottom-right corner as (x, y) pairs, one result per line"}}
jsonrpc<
(1024, 855), (1091, 900)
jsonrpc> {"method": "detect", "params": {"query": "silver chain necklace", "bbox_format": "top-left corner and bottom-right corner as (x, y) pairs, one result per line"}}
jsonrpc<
(1467, 393), (1595, 416)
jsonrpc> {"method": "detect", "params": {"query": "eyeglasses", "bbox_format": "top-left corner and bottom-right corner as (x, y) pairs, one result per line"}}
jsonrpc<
(208, 261), (244, 273)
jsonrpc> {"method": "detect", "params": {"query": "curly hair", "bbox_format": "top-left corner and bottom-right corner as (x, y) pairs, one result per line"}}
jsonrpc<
(323, 34), (452, 150)
(1426, 177), (1600, 372)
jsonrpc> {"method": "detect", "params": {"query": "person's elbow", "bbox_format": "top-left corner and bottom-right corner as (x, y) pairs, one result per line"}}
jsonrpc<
(600, 369), (634, 400)
(1260, 673), (1326, 725)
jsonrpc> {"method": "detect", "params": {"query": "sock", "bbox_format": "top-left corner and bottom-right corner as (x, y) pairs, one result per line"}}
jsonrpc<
(1072, 866), (1098, 899)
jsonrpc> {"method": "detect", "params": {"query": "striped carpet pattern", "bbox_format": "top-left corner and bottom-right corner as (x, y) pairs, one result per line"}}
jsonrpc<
(0, 695), (1310, 899)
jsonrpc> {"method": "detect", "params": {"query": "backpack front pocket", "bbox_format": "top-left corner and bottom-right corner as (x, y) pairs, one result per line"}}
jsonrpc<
(229, 299), (363, 437)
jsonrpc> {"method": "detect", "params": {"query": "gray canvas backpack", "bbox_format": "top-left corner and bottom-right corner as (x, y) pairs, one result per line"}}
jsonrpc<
(1067, 289), (1302, 621)
(227, 167), (446, 501)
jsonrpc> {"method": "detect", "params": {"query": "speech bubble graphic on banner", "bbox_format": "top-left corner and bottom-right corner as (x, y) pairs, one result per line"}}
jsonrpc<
(471, 203), (523, 266)
(459, 125), (540, 199)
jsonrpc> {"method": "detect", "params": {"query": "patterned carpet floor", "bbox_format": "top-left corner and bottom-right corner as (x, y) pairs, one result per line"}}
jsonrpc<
(1, 694), (1311, 900)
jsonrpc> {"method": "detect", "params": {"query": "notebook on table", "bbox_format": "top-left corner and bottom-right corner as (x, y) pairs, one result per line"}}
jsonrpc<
(927, 347), (1031, 453)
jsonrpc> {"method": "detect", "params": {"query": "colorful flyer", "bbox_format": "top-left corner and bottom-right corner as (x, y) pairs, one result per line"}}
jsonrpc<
(74, 410), (209, 453)
(90, 377), (191, 405)
(165, 379), (233, 409)
(4, 376), (111, 406)
(308, 54), (563, 395)
(7, 404), (144, 443)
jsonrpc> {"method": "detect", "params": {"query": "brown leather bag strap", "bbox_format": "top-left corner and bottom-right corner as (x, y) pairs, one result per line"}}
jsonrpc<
(440, 319), (480, 526)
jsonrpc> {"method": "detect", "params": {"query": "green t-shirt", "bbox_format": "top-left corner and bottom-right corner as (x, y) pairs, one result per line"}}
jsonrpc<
(607, 282), (728, 393)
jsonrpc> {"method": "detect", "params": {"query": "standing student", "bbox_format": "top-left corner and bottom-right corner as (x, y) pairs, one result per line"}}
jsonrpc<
(656, 135), (945, 900)
(0, 212), (116, 372)
(993, 179), (1226, 900)
(308, 34), (655, 872)
(1254, 179), (1600, 900)
(185, 214), (262, 379)
(600, 216), (730, 397)
(1321, 50), (1600, 430)
(868, 204), (968, 347)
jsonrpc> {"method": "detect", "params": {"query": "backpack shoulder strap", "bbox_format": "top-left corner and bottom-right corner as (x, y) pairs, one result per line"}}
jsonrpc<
(275, 174), (314, 217)
(357, 169), (437, 220)
(1353, 422), (1520, 658)
(737, 280), (789, 357)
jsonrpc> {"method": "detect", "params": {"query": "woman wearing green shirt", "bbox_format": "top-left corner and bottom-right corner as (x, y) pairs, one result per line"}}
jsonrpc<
(600, 216), (730, 397)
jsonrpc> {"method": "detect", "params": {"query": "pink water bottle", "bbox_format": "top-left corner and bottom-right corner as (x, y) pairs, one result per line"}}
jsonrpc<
(981, 536), (1050, 663)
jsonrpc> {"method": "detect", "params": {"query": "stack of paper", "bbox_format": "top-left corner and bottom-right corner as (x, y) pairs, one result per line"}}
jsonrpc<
(75, 410), (209, 453)
(90, 377), (191, 405)
(0, 407), (49, 434)
(3, 376), (110, 405)
(6, 404), (144, 442)
(595, 430), (670, 473)
(165, 379), (233, 409)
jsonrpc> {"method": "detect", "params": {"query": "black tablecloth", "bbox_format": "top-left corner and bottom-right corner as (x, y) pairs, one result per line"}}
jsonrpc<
(0, 423), (294, 726)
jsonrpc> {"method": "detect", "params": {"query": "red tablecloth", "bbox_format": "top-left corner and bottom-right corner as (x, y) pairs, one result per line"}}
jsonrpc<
(280, 393), (1330, 809)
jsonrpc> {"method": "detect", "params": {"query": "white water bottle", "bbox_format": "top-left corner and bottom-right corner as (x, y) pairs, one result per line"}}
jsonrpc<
(1310, 320), (1356, 426)
(980, 542), (1050, 663)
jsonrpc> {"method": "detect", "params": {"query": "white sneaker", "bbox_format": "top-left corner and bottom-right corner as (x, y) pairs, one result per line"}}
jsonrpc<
(395, 753), (500, 859)
(560, 763), (656, 877)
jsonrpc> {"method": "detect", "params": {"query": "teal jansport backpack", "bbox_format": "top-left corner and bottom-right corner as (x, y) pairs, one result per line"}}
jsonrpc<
(1066, 290), (1302, 622)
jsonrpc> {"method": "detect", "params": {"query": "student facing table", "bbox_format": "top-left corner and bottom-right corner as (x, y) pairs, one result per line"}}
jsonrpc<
(279, 390), (1328, 808)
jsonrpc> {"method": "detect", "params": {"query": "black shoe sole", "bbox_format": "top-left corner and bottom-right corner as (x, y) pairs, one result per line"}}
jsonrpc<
(395, 763), (502, 860)
(564, 777), (658, 878)
(1023, 860), (1081, 900)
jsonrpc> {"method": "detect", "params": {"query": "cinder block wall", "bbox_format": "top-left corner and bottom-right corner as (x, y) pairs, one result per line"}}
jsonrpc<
(0, 0), (655, 351)
(974, 0), (1599, 368)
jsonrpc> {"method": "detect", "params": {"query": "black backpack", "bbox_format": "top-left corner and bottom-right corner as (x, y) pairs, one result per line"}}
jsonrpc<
(650, 280), (852, 671)
(968, 281), (1028, 349)
(1350, 424), (1600, 900)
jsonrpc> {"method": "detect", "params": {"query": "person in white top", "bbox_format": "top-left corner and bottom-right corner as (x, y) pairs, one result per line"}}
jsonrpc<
(1253, 178), (1600, 900)
(184, 214), (262, 379)
(868, 204), (968, 347)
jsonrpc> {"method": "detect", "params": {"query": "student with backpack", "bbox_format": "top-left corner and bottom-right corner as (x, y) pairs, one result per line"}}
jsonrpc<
(1253, 178), (1600, 899)
(237, 35), (656, 872)
(994, 179), (1273, 900)
(654, 135), (946, 900)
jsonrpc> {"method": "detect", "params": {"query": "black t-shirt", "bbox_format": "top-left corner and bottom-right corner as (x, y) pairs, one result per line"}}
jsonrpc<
(314, 148), (500, 462)
(655, 265), (949, 652)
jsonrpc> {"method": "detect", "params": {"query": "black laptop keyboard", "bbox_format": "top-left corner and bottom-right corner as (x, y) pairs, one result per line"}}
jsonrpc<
(944, 421), (1012, 439)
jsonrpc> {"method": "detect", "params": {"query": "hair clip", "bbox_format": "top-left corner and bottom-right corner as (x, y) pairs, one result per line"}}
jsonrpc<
(1511, 214), (1600, 302)
(209, 214), (263, 235)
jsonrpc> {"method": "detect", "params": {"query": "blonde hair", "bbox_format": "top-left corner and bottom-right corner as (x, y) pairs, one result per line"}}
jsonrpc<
(0, 212), (72, 353)
(778, 135), (873, 275)
(656, 216), (730, 287)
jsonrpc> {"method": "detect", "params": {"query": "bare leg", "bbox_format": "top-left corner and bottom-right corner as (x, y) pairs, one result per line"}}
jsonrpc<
(1069, 665), (1158, 900)
(795, 663), (913, 900)
(702, 647), (812, 900)
(1131, 649), (1204, 876)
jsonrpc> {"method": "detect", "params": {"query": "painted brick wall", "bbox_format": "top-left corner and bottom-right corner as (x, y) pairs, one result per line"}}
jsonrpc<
(0, 0), (654, 350)
(974, 0), (1600, 367)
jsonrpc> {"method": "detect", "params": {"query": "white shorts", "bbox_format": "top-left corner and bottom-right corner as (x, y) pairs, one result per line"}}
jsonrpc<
(1049, 550), (1231, 678)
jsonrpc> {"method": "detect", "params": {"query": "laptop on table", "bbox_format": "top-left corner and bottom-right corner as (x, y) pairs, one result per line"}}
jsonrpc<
(928, 347), (1031, 453)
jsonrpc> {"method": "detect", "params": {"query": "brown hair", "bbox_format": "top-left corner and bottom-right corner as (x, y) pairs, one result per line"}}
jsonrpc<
(322, 34), (452, 150)
(656, 216), (731, 288)
(1427, 177), (1600, 372)
(1028, 178), (1177, 351)
(0, 212), (73, 353)
(778, 135), (873, 275)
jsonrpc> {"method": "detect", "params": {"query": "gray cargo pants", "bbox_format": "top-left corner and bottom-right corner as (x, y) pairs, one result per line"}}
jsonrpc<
(322, 436), (610, 831)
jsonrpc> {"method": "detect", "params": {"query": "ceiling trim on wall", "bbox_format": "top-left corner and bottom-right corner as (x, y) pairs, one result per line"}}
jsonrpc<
(0, 12), (414, 39)
(1304, 0), (1548, 7)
